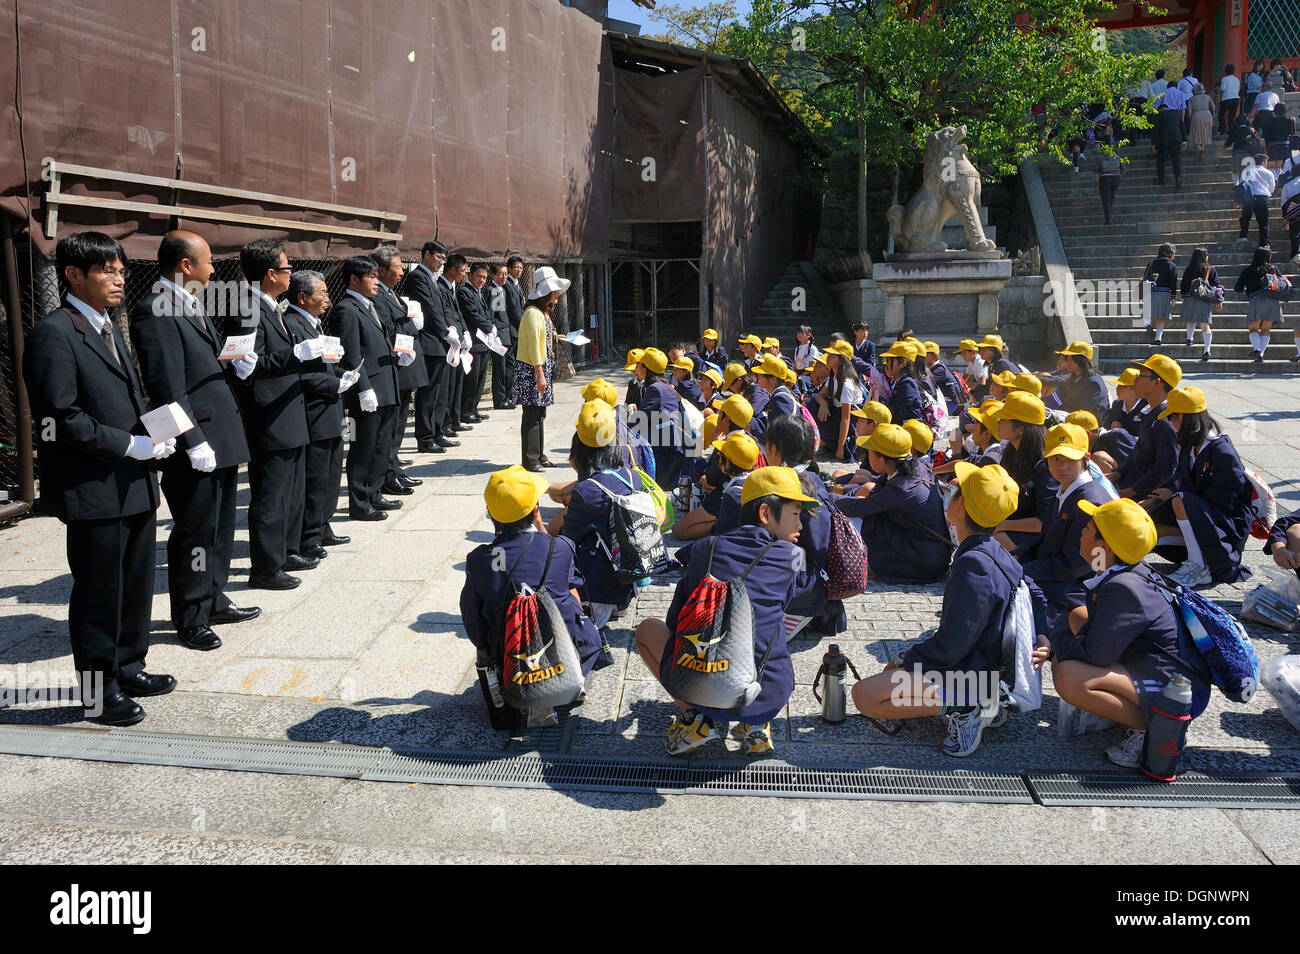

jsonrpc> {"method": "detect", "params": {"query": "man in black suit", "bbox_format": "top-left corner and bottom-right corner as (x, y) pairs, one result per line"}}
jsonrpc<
(24, 232), (177, 725)
(129, 231), (260, 652)
(370, 245), (425, 493)
(487, 261), (516, 410)
(238, 238), (324, 589)
(406, 241), (457, 455)
(327, 256), (406, 521)
(505, 254), (527, 343)
(440, 253), (474, 434)
(458, 260), (494, 424)
(284, 270), (357, 558)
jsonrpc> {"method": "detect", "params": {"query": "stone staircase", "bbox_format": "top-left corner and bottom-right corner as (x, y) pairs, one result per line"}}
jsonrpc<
(747, 261), (845, 344)
(1037, 138), (1299, 374)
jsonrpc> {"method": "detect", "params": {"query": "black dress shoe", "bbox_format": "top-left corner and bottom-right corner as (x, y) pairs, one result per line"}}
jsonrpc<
(400, 474), (423, 487)
(179, 626), (222, 651)
(523, 463), (545, 473)
(248, 570), (302, 589)
(321, 533), (351, 546)
(302, 544), (328, 560)
(374, 497), (403, 511)
(468, 412), (489, 423)
(383, 480), (415, 496)
(92, 691), (145, 726)
(283, 553), (320, 571)
(538, 456), (556, 468)
(398, 457), (414, 466)
(349, 508), (387, 521)
(418, 442), (446, 454)
(436, 436), (460, 448)
(453, 423), (472, 432)
(119, 671), (177, 697)
(209, 605), (261, 624)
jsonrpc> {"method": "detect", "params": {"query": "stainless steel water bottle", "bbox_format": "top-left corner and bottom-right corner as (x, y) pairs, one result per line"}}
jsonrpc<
(813, 645), (857, 724)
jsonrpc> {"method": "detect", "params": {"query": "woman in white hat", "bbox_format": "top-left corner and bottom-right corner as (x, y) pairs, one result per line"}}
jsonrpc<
(515, 266), (570, 472)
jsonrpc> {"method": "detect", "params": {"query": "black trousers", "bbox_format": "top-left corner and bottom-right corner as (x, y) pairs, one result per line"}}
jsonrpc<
(461, 351), (488, 418)
(447, 366), (464, 428)
(386, 389), (411, 481)
(1098, 176), (1120, 222)
(1219, 98), (1239, 137)
(66, 509), (156, 700)
(302, 436), (344, 549)
(415, 357), (450, 443)
(159, 459), (238, 629)
(491, 350), (516, 407)
(1155, 136), (1182, 184)
(1240, 195), (1269, 246)
(1290, 218), (1300, 258)
(248, 445), (306, 576)
(347, 403), (397, 512)
(521, 403), (546, 468)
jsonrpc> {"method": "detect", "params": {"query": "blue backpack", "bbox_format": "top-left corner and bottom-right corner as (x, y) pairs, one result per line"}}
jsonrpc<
(1153, 575), (1259, 704)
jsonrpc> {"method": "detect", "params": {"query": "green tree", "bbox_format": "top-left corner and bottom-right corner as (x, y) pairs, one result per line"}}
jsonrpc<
(643, 1), (742, 51)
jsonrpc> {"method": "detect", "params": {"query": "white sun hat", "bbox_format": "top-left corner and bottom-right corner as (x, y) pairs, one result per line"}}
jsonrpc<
(528, 265), (572, 300)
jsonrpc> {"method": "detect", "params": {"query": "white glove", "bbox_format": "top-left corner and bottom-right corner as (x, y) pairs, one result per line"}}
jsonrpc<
(396, 350), (416, 367)
(126, 435), (159, 461)
(155, 437), (177, 460)
(446, 327), (460, 346)
(232, 353), (258, 379)
(293, 337), (325, 361)
(403, 299), (425, 330)
(186, 441), (218, 473)
(358, 388), (378, 413)
(460, 350), (473, 374)
(337, 369), (361, 394)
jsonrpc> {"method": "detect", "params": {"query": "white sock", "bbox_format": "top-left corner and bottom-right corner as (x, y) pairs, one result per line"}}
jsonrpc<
(1203, 328), (1213, 350)
(1261, 333), (1271, 352)
(1185, 324), (1195, 344)
(1153, 327), (1164, 342)
(1177, 517), (1205, 567)
(1294, 335), (1300, 355)
(1156, 534), (1185, 546)
(1250, 331), (1261, 350)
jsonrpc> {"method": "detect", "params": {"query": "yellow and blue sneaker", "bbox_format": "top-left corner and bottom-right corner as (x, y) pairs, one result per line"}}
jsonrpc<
(665, 709), (718, 756)
(734, 721), (774, 755)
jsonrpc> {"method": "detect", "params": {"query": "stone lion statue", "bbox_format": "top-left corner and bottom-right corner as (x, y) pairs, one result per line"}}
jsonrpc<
(887, 124), (997, 254)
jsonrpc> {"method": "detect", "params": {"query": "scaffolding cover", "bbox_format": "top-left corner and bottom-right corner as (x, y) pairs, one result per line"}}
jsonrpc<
(0, 0), (610, 261)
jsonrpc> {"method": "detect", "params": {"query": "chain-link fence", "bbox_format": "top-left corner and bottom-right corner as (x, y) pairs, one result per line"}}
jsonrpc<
(609, 258), (701, 359)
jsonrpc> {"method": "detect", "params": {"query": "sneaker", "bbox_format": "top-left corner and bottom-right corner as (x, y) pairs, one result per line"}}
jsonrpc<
(736, 722), (774, 755)
(1290, 354), (1300, 363)
(1171, 561), (1213, 588)
(1201, 350), (1211, 362)
(988, 687), (1011, 728)
(665, 709), (718, 756)
(1291, 254), (1300, 264)
(1057, 698), (1117, 738)
(943, 706), (992, 758)
(1238, 235), (1251, 243)
(1106, 728), (1146, 768)
(527, 706), (559, 728)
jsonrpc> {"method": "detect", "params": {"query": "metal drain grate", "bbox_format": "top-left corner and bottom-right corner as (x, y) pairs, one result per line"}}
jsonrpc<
(0, 724), (1030, 803)
(1028, 772), (1300, 809)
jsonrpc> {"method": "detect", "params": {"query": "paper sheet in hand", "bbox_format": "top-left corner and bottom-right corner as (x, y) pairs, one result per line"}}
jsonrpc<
(218, 333), (256, 361)
(401, 297), (422, 320)
(141, 402), (194, 443)
(561, 330), (591, 347)
(476, 328), (508, 356)
(321, 335), (343, 362)
(393, 333), (415, 354)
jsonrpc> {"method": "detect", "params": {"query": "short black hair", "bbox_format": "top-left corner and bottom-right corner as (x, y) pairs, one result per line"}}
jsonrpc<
(851, 320), (869, 332)
(469, 262), (489, 276)
(369, 245), (400, 271)
(489, 261), (506, 274)
(445, 252), (468, 270)
(56, 231), (125, 278)
(765, 413), (815, 468)
(491, 511), (537, 539)
(421, 240), (447, 256)
(951, 490), (986, 533)
(739, 493), (787, 528)
(1155, 69), (1165, 79)
(157, 232), (203, 273)
(569, 432), (625, 479)
(341, 256), (378, 285)
(239, 238), (285, 282)
(506, 254), (524, 268)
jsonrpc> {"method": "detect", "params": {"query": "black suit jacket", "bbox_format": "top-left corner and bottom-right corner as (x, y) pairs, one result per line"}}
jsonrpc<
(457, 281), (493, 354)
(327, 293), (399, 410)
(282, 306), (346, 442)
(129, 286), (251, 468)
(402, 265), (447, 359)
(24, 303), (160, 521)
(437, 275), (467, 342)
(375, 283), (429, 390)
(505, 278), (525, 342)
(242, 296), (310, 451)
(485, 281), (512, 346)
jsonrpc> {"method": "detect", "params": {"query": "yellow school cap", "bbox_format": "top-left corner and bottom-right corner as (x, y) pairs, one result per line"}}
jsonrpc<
(824, 340), (855, 360)
(923, 341), (941, 355)
(879, 340), (919, 362)
(851, 401), (892, 424)
(1056, 340), (1095, 360)
(740, 465), (820, 508)
(575, 400), (617, 448)
(762, 337), (780, 350)
(701, 412), (720, 446)
(700, 367), (723, 388)
(701, 327), (719, 340)
(737, 333), (763, 348)
(711, 431), (761, 470)
(860, 423), (913, 459)
(976, 334), (1006, 351)
(485, 465), (549, 523)
(1009, 372), (1043, 396)
(719, 393), (754, 428)
(1065, 410), (1099, 431)
(902, 419), (934, 453)
(671, 356), (695, 372)
(1111, 368), (1139, 387)
(955, 338), (978, 354)
(752, 354), (788, 378)
(623, 348), (644, 371)
(953, 461), (1020, 528)
(1077, 498), (1158, 565)
(640, 347), (668, 374)
(967, 400), (1002, 431)
(1158, 385), (1208, 419)
(1127, 353), (1182, 389)
(722, 362), (749, 390)
(1043, 423), (1090, 460)
(581, 378), (617, 407)
(996, 391), (1047, 426)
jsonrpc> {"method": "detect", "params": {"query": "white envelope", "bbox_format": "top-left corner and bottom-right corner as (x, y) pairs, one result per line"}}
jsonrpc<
(476, 328), (508, 357)
(401, 297), (424, 330)
(321, 335), (343, 363)
(218, 333), (256, 361)
(393, 333), (415, 354)
(141, 402), (195, 443)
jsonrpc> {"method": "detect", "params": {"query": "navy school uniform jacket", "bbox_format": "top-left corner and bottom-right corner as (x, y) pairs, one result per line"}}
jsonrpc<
(900, 533), (1025, 682)
(625, 378), (645, 408)
(561, 467), (640, 610)
(700, 344), (728, 368)
(1116, 400), (1178, 499)
(674, 376), (705, 411)
(1052, 561), (1211, 714)
(972, 440), (1006, 467)
(1021, 475), (1114, 623)
(640, 380), (685, 487)
(928, 360), (963, 411)
(888, 375), (925, 426)
(786, 472), (847, 634)
(661, 524), (814, 723)
(1108, 398), (1149, 437)
(1092, 426), (1138, 471)
(854, 337), (877, 369)
(988, 355), (1019, 379)
(834, 472), (951, 584)
(459, 530), (604, 675)
(1011, 457), (1060, 524)
(1054, 372), (1109, 418)
(1267, 508), (1300, 554)
(751, 384), (798, 442)
(1171, 434), (1254, 583)
(746, 385), (770, 421)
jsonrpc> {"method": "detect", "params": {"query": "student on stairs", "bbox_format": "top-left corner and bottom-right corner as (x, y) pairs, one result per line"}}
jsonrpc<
(1237, 155), (1275, 248)
(1178, 247), (1223, 361)
(1234, 245), (1283, 363)
(1141, 243), (1178, 344)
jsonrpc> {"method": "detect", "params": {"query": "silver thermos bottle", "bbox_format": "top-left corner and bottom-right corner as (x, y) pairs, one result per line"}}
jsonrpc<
(813, 644), (858, 724)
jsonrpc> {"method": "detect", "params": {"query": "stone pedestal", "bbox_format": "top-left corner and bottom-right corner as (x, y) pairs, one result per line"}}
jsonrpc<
(871, 255), (1013, 336)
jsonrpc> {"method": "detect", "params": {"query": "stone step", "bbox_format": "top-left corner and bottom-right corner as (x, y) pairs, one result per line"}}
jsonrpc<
(1097, 357), (1298, 374)
(1092, 330), (1291, 345)
(1086, 313), (1256, 330)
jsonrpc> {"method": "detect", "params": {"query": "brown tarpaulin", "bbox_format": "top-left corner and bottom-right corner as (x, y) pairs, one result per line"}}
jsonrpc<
(0, 0), (610, 260)
(610, 64), (705, 223)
